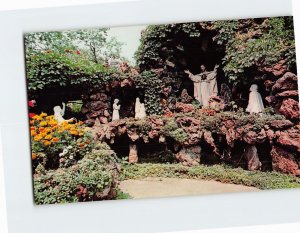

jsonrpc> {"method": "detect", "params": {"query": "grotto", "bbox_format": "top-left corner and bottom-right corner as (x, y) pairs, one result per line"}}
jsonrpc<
(27, 17), (300, 176)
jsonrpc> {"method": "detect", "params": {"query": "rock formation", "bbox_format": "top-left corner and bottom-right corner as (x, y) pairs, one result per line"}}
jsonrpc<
(92, 111), (300, 175)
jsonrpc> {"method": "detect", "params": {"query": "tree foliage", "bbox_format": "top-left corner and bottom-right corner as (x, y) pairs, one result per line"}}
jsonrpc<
(134, 23), (202, 69)
(26, 50), (113, 95)
(25, 28), (123, 64)
(135, 17), (296, 84)
(213, 17), (296, 82)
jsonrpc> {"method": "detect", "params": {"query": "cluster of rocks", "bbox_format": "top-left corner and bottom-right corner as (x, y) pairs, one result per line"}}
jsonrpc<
(266, 72), (299, 122)
(92, 110), (300, 176)
(81, 91), (112, 126)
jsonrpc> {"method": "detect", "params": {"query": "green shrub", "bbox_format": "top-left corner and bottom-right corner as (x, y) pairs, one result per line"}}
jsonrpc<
(162, 119), (188, 143)
(33, 143), (119, 204)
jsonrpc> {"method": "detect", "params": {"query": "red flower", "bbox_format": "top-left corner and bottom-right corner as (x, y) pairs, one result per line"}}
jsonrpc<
(28, 100), (36, 108)
(29, 113), (36, 118)
(76, 50), (81, 55)
(28, 101), (34, 107)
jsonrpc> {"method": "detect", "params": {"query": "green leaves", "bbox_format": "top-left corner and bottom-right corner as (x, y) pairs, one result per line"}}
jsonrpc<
(136, 17), (296, 86)
(213, 17), (296, 82)
(134, 71), (164, 115)
(33, 143), (118, 204)
(26, 51), (118, 96)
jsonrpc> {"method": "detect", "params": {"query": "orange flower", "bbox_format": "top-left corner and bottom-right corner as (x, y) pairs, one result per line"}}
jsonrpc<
(52, 137), (59, 143)
(86, 139), (91, 144)
(34, 135), (42, 141)
(70, 130), (78, 135)
(32, 153), (37, 160)
(30, 130), (37, 136)
(43, 140), (51, 146)
(44, 135), (52, 140)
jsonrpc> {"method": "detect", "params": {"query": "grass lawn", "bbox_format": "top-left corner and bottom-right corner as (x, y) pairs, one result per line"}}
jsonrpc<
(120, 163), (300, 190)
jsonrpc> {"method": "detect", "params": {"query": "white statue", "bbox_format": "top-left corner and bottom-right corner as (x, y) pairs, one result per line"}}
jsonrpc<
(139, 103), (146, 118)
(207, 64), (219, 96)
(53, 102), (75, 123)
(184, 70), (202, 104)
(53, 102), (66, 123)
(135, 97), (146, 119)
(135, 97), (141, 118)
(112, 99), (121, 121)
(185, 64), (216, 107)
(246, 84), (265, 114)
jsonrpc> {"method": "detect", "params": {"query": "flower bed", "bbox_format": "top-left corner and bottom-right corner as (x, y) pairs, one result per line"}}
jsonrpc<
(30, 113), (93, 170)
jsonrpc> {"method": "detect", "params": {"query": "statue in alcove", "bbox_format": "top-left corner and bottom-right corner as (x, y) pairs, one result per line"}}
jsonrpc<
(184, 69), (202, 104)
(246, 84), (265, 114)
(112, 99), (121, 121)
(185, 64), (219, 107)
(135, 97), (146, 119)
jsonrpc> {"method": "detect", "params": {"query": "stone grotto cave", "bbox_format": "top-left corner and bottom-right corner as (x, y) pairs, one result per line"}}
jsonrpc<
(28, 20), (299, 176)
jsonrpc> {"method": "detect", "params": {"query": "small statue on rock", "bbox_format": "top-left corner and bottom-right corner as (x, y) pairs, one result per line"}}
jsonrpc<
(246, 84), (265, 114)
(53, 102), (75, 124)
(135, 97), (146, 119)
(112, 99), (121, 121)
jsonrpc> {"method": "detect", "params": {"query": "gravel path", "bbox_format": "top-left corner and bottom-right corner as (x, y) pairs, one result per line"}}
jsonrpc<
(119, 177), (259, 199)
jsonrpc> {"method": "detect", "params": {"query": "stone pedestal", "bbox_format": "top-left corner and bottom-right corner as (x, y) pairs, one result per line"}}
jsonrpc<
(243, 145), (261, 171)
(176, 145), (201, 166)
(129, 143), (138, 164)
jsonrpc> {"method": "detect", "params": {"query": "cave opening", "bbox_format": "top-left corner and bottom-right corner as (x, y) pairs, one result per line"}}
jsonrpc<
(110, 135), (130, 159)
(163, 28), (227, 100)
(137, 139), (169, 163)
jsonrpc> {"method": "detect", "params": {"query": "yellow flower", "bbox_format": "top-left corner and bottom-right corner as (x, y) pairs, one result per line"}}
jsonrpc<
(44, 135), (52, 140)
(40, 132), (47, 138)
(34, 116), (42, 121)
(40, 112), (47, 117)
(34, 135), (42, 141)
(49, 121), (58, 127)
(63, 125), (71, 130)
(70, 130), (78, 135)
(40, 121), (48, 127)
